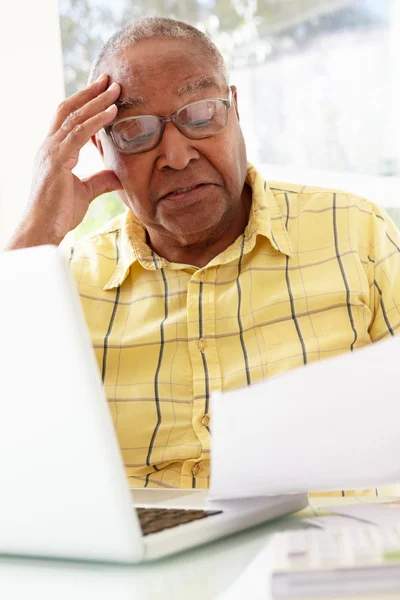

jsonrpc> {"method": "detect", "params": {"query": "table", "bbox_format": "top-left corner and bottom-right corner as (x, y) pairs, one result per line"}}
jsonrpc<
(1, 496), (399, 600)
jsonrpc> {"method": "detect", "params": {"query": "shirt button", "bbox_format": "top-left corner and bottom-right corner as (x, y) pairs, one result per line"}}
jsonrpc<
(197, 338), (205, 352)
(191, 463), (200, 477)
(201, 414), (210, 427)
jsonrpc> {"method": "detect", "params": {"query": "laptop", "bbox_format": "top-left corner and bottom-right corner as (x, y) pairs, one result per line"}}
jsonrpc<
(0, 245), (307, 563)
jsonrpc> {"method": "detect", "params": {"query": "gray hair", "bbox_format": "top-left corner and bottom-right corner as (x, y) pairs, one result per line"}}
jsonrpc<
(88, 17), (229, 86)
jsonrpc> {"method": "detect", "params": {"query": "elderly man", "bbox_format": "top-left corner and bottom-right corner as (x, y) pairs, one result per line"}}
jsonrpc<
(7, 17), (400, 495)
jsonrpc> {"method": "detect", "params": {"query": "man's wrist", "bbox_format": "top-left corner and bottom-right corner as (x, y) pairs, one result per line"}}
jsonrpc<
(4, 214), (63, 251)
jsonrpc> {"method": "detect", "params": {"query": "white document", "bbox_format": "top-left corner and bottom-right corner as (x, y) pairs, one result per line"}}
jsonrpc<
(209, 336), (400, 500)
(305, 501), (400, 530)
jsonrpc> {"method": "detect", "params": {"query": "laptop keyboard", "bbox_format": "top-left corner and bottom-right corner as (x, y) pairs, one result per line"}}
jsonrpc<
(136, 507), (223, 536)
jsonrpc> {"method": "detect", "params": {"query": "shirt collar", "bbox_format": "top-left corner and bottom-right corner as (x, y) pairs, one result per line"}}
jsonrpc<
(103, 162), (292, 290)
(205, 163), (292, 268)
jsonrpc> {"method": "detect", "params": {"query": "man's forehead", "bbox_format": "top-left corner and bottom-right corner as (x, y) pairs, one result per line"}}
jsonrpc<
(106, 38), (223, 95)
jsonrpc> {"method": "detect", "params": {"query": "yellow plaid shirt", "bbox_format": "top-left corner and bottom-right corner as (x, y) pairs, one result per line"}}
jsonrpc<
(65, 163), (400, 496)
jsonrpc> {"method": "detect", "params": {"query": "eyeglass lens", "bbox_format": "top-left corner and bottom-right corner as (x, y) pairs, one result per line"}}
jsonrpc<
(111, 98), (229, 154)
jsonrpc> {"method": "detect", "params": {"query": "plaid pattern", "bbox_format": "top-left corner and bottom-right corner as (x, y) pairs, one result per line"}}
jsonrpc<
(64, 163), (400, 496)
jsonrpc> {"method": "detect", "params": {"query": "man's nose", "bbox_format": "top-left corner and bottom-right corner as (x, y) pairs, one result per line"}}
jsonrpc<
(155, 121), (200, 171)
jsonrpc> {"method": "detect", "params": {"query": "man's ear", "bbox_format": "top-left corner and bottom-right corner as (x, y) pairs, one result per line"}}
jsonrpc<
(116, 189), (128, 204)
(91, 133), (104, 158)
(231, 85), (240, 122)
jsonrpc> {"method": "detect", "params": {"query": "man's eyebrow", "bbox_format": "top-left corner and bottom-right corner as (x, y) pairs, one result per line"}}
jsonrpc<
(176, 75), (220, 97)
(115, 95), (147, 112)
(114, 75), (220, 113)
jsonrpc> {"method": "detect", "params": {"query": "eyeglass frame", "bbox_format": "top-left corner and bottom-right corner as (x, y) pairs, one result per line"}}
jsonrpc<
(103, 87), (233, 155)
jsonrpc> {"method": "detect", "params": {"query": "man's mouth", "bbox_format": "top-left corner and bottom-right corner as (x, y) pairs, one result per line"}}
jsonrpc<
(173, 185), (199, 194)
(161, 183), (209, 201)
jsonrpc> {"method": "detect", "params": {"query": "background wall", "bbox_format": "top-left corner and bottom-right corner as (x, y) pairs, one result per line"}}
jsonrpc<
(0, 0), (64, 248)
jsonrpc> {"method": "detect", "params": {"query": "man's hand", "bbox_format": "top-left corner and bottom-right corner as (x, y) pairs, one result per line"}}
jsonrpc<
(6, 74), (122, 250)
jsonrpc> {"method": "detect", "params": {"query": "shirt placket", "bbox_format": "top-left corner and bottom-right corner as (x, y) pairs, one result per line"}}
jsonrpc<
(182, 267), (221, 487)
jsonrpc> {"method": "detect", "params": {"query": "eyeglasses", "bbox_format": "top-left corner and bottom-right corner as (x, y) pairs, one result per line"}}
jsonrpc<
(104, 89), (232, 155)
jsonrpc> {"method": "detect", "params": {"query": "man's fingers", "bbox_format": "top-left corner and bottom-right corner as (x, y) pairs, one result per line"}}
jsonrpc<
(59, 104), (117, 157)
(48, 74), (109, 136)
(82, 169), (124, 203)
(54, 82), (121, 144)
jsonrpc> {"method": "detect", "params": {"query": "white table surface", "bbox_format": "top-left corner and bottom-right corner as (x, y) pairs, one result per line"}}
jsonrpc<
(1, 496), (399, 600)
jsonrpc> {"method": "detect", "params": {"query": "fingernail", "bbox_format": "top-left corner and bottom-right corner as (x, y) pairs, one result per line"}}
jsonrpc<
(95, 73), (107, 83)
(109, 82), (119, 90)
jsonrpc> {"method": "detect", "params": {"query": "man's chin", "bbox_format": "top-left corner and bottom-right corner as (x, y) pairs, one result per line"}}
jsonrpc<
(157, 201), (228, 240)
(159, 216), (223, 240)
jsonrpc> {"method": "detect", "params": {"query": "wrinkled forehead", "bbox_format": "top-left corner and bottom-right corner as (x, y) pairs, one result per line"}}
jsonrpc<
(103, 38), (225, 105)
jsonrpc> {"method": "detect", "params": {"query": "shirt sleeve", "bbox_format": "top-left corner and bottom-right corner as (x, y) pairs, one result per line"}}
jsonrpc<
(367, 204), (400, 342)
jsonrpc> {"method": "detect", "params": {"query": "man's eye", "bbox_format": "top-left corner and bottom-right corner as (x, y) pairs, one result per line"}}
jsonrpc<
(122, 133), (154, 144)
(188, 118), (213, 128)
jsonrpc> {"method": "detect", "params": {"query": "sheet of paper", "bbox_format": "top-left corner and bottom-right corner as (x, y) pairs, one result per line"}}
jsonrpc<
(209, 336), (400, 500)
(304, 501), (400, 529)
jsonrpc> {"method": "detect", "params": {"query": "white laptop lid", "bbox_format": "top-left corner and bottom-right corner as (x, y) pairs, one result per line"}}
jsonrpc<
(0, 246), (143, 563)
